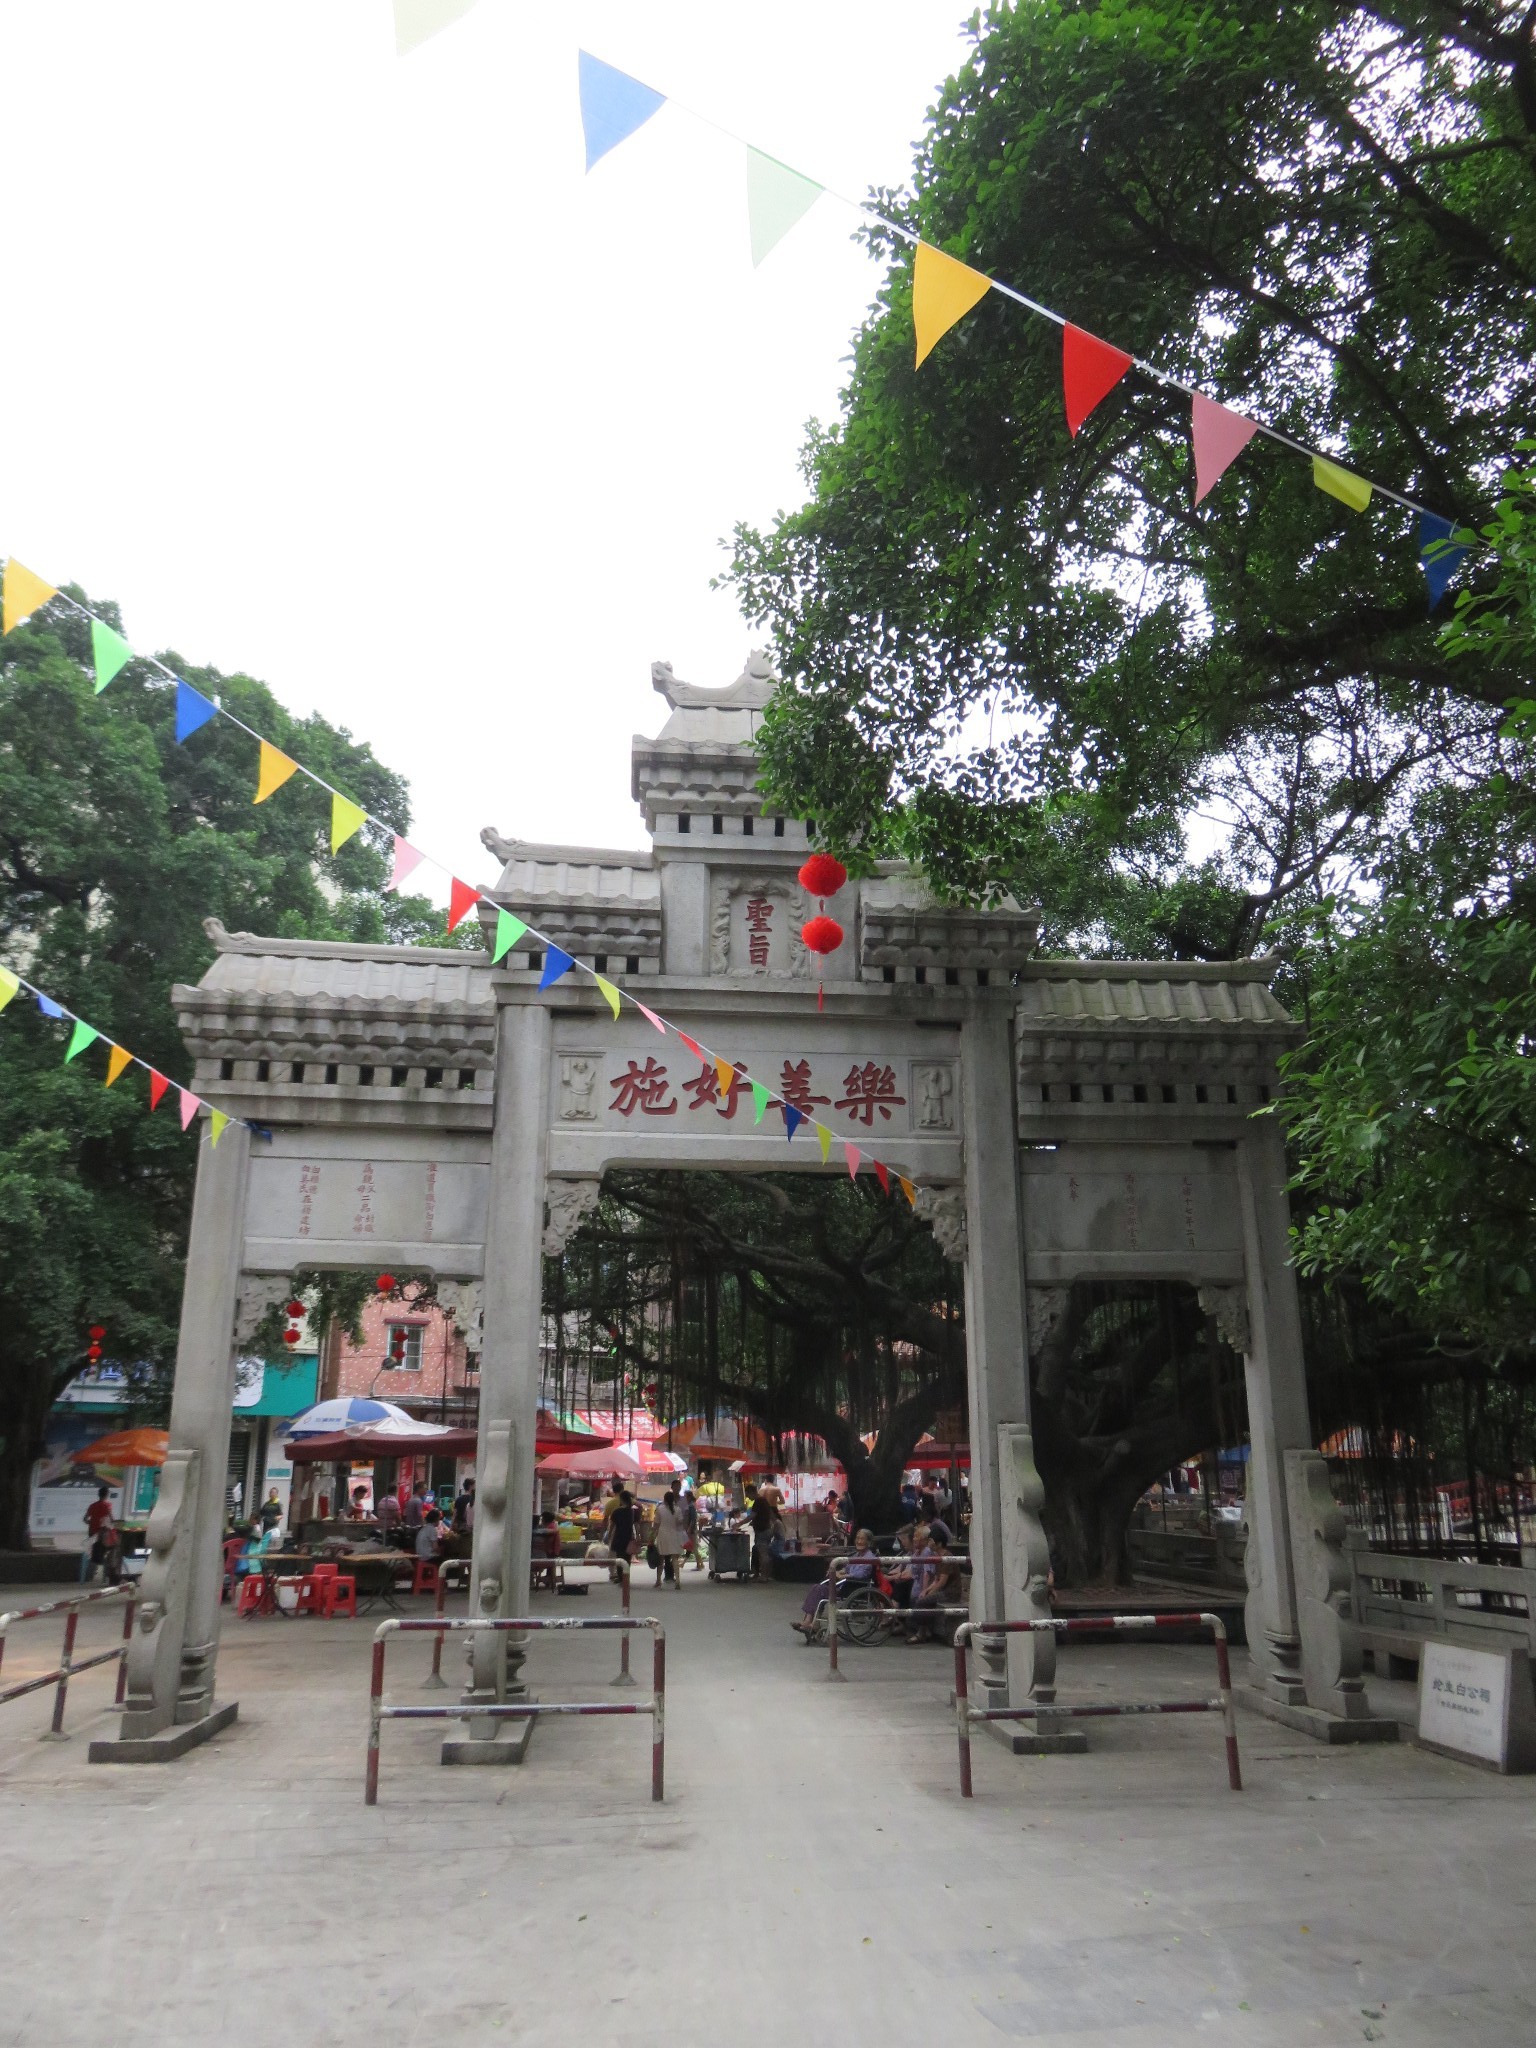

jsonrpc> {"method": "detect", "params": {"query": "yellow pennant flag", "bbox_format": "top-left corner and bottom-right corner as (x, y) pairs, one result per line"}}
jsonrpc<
(715, 1057), (736, 1098)
(331, 792), (367, 852)
(0, 967), (18, 1011)
(254, 741), (299, 804)
(817, 1121), (832, 1164)
(105, 1044), (133, 1088)
(3, 559), (58, 636)
(899, 1175), (917, 1208)
(913, 242), (993, 368)
(594, 974), (622, 1020)
(209, 1109), (231, 1148)
(1312, 455), (1373, 513)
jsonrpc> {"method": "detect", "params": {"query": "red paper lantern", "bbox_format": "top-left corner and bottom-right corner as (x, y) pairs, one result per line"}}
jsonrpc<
(798, 853), (847, 899)
(285, 1299), (305, 1318)
(89, 1324), (106, 1339)
(376, 1272), (397, 1293)
(801, 915), (844, 956)
(86, 1343), (103, 1364)
(282, 1328), (301, 1345)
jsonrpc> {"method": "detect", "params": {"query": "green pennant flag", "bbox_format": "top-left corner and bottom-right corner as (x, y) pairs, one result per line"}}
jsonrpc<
(64, 1019), (99, 1063)
(492, 909), (529, 964)
(746, 147), (823, 267)
(751, 1080), (770, 1126)
(90, 618), (135, 693)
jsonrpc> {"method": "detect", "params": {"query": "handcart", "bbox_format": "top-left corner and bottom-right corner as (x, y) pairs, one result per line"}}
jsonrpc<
(707, 1526), (752, 1581)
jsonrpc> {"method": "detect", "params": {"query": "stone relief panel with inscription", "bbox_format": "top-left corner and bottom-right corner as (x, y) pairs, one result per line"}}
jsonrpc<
(709, 872), (809, 977)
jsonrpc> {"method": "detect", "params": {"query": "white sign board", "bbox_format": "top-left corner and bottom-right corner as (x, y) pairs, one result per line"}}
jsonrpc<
(1418, 1641), (1510, 1766)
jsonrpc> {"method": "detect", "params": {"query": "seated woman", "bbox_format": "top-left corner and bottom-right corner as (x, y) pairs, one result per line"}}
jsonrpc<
(886, 1522), (933, 1611)
(904, 1528), (964, 1642)
(532, 1510), (563, 1591)
(791, 1527), (879, 1637)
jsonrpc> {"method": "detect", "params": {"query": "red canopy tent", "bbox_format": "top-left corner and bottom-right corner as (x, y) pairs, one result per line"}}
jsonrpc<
(287, 1411), (614, 1465)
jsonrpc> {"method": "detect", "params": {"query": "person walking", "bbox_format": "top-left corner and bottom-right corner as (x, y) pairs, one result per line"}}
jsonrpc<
(678, 1482), (702, 1570)
(81, 1486), (116, 1584)
(747, 1483), (780, 1582)
(604, 1488), (639, 1586)
(652, 1488), (687, 1588)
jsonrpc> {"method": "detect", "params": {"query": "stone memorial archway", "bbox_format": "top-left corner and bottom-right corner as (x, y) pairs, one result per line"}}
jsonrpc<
(96, 655), (1375, 1760)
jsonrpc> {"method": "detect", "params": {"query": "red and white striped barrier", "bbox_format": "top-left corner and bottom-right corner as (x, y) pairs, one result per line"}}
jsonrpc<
(423, 1558), (638, 1689)
(0, 1585), (136, 1745)
(365, 1613), (664, 1807)
(953, 1613), (1242, 1797)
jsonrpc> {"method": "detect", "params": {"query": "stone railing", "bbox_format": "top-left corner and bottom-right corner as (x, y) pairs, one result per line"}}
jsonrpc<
(1346, 1536), (1536, 1673)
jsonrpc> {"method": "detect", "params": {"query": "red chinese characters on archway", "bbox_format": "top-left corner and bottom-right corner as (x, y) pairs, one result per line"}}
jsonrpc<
(609, 1058), (678, 1117)
(682, 1060), (748, 1118)
(835, 1062), (906, 1127)
(779, 1059), (829, 1117)
(744, 895), (774, 967)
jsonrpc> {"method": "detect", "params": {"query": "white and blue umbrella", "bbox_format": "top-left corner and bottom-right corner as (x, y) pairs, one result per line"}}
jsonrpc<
(285, 1397), (419, 1440)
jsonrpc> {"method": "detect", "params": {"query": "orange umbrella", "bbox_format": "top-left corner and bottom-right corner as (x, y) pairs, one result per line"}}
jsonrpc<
(69, 1427), (169, 1469)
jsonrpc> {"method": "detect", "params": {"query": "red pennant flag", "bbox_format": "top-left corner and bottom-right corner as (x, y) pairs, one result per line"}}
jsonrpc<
(1190, 391), (1259, 503)
(874, 1160), (890, 1195)
(447, 878), (480, 932)
(1063, 323), (1133, 436)
(148, 1071), (170, 1111)
(677, 1033), (705, 1061)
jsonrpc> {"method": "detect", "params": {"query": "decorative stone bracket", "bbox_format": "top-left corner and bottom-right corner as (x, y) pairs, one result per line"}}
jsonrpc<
(120, 1448), (201, 1739)
(1198, 1282), (1252, 1356)
(913, 1184), (967, 1263)
(1285, 1448), (1372, 1721)
(232, 1274), (297, 1348)
(542, 1178), (603, 1258)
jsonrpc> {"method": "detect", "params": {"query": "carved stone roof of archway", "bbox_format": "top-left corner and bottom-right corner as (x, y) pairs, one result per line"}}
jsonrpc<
(1017, 959), (1295, 1031)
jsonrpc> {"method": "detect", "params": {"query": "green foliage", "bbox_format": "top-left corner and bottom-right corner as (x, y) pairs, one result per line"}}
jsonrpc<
(727, 0), (1536, 942)
(0, 592), (434, 1542)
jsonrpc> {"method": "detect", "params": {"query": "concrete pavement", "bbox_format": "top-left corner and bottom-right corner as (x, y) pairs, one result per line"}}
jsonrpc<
(2, 1565), (1533, 2045)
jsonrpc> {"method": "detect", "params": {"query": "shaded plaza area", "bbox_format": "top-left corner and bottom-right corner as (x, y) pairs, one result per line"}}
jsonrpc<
(2, 1569), (1533, 2045)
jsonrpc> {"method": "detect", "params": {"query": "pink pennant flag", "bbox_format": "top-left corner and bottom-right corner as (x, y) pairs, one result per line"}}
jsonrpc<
(845, 1142), (861, 1181)
(388, 836), (425, 892)
(636, 1002), (667, 1034)
(1191, 391), (1259, 503)
(178, 1088), (201, 1131)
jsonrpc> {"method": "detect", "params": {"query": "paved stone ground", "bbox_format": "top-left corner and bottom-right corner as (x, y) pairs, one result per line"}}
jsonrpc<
(2, 1566), (1533, 2046)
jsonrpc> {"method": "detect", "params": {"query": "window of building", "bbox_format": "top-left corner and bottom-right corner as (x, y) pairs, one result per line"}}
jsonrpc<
(385, 1323), (424, 1372)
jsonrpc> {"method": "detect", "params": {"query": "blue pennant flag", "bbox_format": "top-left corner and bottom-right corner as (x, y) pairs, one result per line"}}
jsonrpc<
(539, 945), (576, 991)
(1419, 513), (1469, 610)
(578, 50), (665, 171)
(36, 994), (65, 1019)
(783, 1104), (803, 1142)
(174, 679), (219, 743)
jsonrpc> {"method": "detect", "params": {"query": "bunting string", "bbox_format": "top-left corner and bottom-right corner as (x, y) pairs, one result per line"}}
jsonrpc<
(569, 50), (1474, 602)
(2, 559), (924, 1204)
(0, 960), (249, 1148)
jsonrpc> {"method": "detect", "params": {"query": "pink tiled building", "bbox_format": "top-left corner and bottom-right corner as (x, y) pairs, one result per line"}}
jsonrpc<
(329, 1297), (478, 1428)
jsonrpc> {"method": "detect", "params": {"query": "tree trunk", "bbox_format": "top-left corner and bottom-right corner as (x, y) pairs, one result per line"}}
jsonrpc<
(0, 1360), (60, 1552)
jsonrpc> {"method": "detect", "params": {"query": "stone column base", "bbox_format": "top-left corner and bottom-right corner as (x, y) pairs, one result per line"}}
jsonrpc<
(984, 1718), (1089, 1757)
(88, 1700), (238, 1763)
(441, 1718), (535, 1766)
(1235, 1684), (1399, 1744)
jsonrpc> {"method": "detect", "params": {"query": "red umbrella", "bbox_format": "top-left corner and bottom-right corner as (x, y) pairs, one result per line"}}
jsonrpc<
(536, 1444), (646, 1478)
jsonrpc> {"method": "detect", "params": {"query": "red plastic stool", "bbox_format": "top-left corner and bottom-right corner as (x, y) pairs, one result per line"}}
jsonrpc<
(412, 1559), (440, 1596)
(322, 1573), (357, 1619)
(235, 1575), (265, 1616)
(295, 1564), (335, 1616)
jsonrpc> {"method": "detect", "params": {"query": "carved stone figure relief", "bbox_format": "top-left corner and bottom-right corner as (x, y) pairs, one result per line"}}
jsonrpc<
(558, 1054), (599, 1121)
(913, 1061), (956, 1130)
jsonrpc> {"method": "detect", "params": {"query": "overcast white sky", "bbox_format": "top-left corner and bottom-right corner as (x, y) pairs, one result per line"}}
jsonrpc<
(1, 2), (974, 890)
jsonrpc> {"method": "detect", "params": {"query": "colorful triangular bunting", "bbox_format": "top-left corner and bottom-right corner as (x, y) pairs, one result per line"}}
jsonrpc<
(845, 1143), (861, 1181)
(37, 994), (65, 1019)
(817, 1122), (832, 1164)
(746, 148), (822, 266)
(539, 946), (576, 991)
(394, 0), (476, 56)
(330, 793), (367, 853)
(148, 1071), (170, 1111)
(784, 1104), (803, 1142)
(1419, 513), (1469, 609)
(0, 967), (17, 1012)
(751, 1081), (770, 1126)
(714, 1057), (736, 1097)
(64, 1020), (99, 1064)
(1191, 392), (1259, 504)
(594, 974), (622, 1019)
(874, 1160), (890, 1194)
(447, 878), (480, 932)
(492, 909), (529, 964)
(578, 50), (665, 172)
(898, 1175), (916, 1207)
(677, 1033), (705, 1061)
(178, 1088), (200, 1131)
(1063, 324), (1134, 437)
(254, 740), (299, 804)
(2, 559), (57, 636)
(105, 1044), (133, 1087)
(174, 680), (218, 743)
(209, 1109), (230, 1147)
(90, 618), (135, 693)
(637, 1001), (666, 1034)
(1313, 455), (1372, 512)
(913, 242), (993, 368)
(388, 837), (425, 892)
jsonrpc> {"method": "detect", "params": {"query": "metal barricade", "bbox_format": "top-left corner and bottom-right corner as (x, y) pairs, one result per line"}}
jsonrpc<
(952, 1613), (1242, 1797)
(0, 1586), (136, 1743)
(820, 1551), (970, 1678)
(366, 1614), (664, 1806)
(423, 1558), (638, 1689)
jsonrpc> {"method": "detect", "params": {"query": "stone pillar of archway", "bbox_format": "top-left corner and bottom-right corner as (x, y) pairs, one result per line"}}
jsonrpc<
(95, 1120), (252, 1759)
(444, 997), (551, 1764)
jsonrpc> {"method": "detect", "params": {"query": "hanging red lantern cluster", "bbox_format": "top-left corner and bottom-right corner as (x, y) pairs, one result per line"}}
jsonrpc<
(86, 1323), (106, 1366)
(282, 1298), (305, 1347)
(376, 1272), (397, 1294)
(389, 1325), (408, 1366)
(798, 853), (849, 1011)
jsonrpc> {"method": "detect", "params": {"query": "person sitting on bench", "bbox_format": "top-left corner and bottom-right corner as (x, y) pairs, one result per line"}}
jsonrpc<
(533, 1510), (563, 1590)
(792, 1527), (878, 1637)
(905, 1528), (964, 1643)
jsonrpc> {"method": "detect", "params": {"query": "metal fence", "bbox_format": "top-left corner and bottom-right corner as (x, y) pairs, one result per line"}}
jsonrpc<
(0, 1586), (136, 1746)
